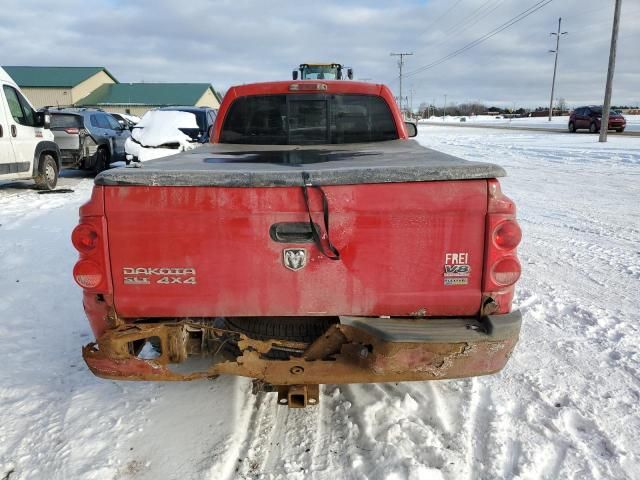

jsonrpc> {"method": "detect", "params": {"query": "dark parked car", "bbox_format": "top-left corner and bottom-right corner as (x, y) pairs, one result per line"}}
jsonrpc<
(568, 106), (626, 133)
(49, 108), (130, 172)
(156, 106), (217, 142)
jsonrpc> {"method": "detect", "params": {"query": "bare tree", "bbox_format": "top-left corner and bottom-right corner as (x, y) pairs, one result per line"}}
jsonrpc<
(555, 97), (568, 114)
(456, 102), (487, 116)
(418, 102), (429, 118)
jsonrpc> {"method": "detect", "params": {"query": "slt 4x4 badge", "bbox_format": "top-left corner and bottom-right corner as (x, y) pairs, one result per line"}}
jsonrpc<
(122, 267), (197, 285)
(283, 248), (307, 271)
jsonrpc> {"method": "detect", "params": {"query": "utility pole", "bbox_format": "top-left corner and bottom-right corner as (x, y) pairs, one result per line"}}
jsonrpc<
(409, 86), (414, 117)
(443, 94), (447, 120)
(548, 18), (568, 121)
(600, 0), (623, 143)
(390, 52), (413, 113)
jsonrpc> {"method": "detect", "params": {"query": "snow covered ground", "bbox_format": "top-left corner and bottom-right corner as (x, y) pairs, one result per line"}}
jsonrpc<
(1, 126), (639, 479)
(420, 114), (640, 133)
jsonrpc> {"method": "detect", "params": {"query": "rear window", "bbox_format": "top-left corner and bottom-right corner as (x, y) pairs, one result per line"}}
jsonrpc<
(51, 114), (82, 129)
(220, 94), (398, 145)
(590, 107), (620, 116)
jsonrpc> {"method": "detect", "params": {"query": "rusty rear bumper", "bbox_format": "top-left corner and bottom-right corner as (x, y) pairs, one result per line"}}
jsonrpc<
(82, 312), (521, 384)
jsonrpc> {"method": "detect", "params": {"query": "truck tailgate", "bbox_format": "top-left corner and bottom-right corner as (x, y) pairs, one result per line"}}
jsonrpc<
(104, 180), (487, 318)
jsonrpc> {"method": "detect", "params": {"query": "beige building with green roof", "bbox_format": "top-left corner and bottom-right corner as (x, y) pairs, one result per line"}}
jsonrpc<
(2, 66), (117, 108)
(76, 82), (222, 116)
(1, 66), (222, 116)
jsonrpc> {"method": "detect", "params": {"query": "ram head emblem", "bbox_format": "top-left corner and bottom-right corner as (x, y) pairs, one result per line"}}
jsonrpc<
(283, 248), (307, 271)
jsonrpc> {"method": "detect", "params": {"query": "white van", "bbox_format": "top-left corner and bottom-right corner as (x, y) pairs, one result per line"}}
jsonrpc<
(0, 67), (61, 190)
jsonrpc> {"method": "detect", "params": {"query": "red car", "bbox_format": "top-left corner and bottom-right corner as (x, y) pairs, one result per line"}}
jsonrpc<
(72, 80), (523, 407)
(568, 106), (626, 133)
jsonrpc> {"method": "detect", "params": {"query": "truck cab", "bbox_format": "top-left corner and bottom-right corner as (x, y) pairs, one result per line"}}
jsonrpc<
(293, 63), (353, 81)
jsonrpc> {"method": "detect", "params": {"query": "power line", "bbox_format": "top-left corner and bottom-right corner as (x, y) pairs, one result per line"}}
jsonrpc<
(403, 0), (554, 79)
(450, 0), (507, 35)
(422, 0), (465, 34)
(457, 0), (498, 27)
(426, 0), (507, 52)
(404, 0), (552, 78)
(387, 0), (503, 90)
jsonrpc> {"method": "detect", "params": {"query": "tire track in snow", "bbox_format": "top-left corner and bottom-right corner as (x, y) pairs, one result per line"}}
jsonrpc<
(204, 378), (258, 480)
(222, 390), (275, 479)
(463, 379), (494, 480)
(225, 390), (321, 479)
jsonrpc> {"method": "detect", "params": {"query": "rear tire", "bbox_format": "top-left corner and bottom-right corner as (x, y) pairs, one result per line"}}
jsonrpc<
(34, 154), (59, 190)
(94, 147), (109, 174)
(224, 316), (338, 343)
(223, 316), (339, 360)
(589, 122), (599, 133)
(568, 122), (576, 133)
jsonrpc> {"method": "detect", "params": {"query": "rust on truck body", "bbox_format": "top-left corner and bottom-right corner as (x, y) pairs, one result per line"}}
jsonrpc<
(82, 316), (518, 385)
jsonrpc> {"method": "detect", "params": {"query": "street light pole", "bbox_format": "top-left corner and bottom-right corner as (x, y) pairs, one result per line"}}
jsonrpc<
(548, 17), (568, 121)
(600, 0), (623, 143)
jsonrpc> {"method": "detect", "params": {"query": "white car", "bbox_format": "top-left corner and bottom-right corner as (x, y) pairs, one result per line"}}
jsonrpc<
(125, 110), (199, 163)
(0, 67), (61, 190)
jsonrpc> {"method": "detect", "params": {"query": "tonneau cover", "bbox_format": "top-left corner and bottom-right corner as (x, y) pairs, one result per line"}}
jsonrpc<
(96, 139), (505, 187)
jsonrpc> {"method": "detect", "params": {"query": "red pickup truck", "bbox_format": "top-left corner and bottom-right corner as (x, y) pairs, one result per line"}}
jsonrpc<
(73, 80), (522, 407)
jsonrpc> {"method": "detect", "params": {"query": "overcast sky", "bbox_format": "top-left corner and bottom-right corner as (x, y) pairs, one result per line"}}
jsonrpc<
(1, 0), (638, 108)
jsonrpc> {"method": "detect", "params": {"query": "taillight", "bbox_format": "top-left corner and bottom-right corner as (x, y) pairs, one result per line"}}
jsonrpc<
(72, 223), (107, 292)
(491, 257), (521, 286)
(72, 224), (99, 253)
(72, 186), (111, 294)
(493, 220), (522, 250)
(482, 179), (521, 314)
(73, 260), (104, 288)
(64, 127), (80, 134)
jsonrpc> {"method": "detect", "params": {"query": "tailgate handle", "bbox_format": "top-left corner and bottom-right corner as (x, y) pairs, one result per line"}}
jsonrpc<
(270, 222), (318, 243)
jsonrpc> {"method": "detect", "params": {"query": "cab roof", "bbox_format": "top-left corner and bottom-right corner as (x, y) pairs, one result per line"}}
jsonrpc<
(225, 80), (385, 100)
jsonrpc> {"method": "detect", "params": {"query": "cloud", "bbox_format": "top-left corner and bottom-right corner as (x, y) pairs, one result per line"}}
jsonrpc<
(1, 0), (638, 107)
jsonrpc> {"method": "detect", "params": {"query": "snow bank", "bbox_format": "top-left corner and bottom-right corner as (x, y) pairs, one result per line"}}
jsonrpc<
(125, 110), (199, 162)
(420, 114), (640, 132)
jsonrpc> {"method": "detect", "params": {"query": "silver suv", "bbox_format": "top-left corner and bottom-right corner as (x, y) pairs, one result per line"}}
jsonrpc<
(48, 108), (130, 172)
